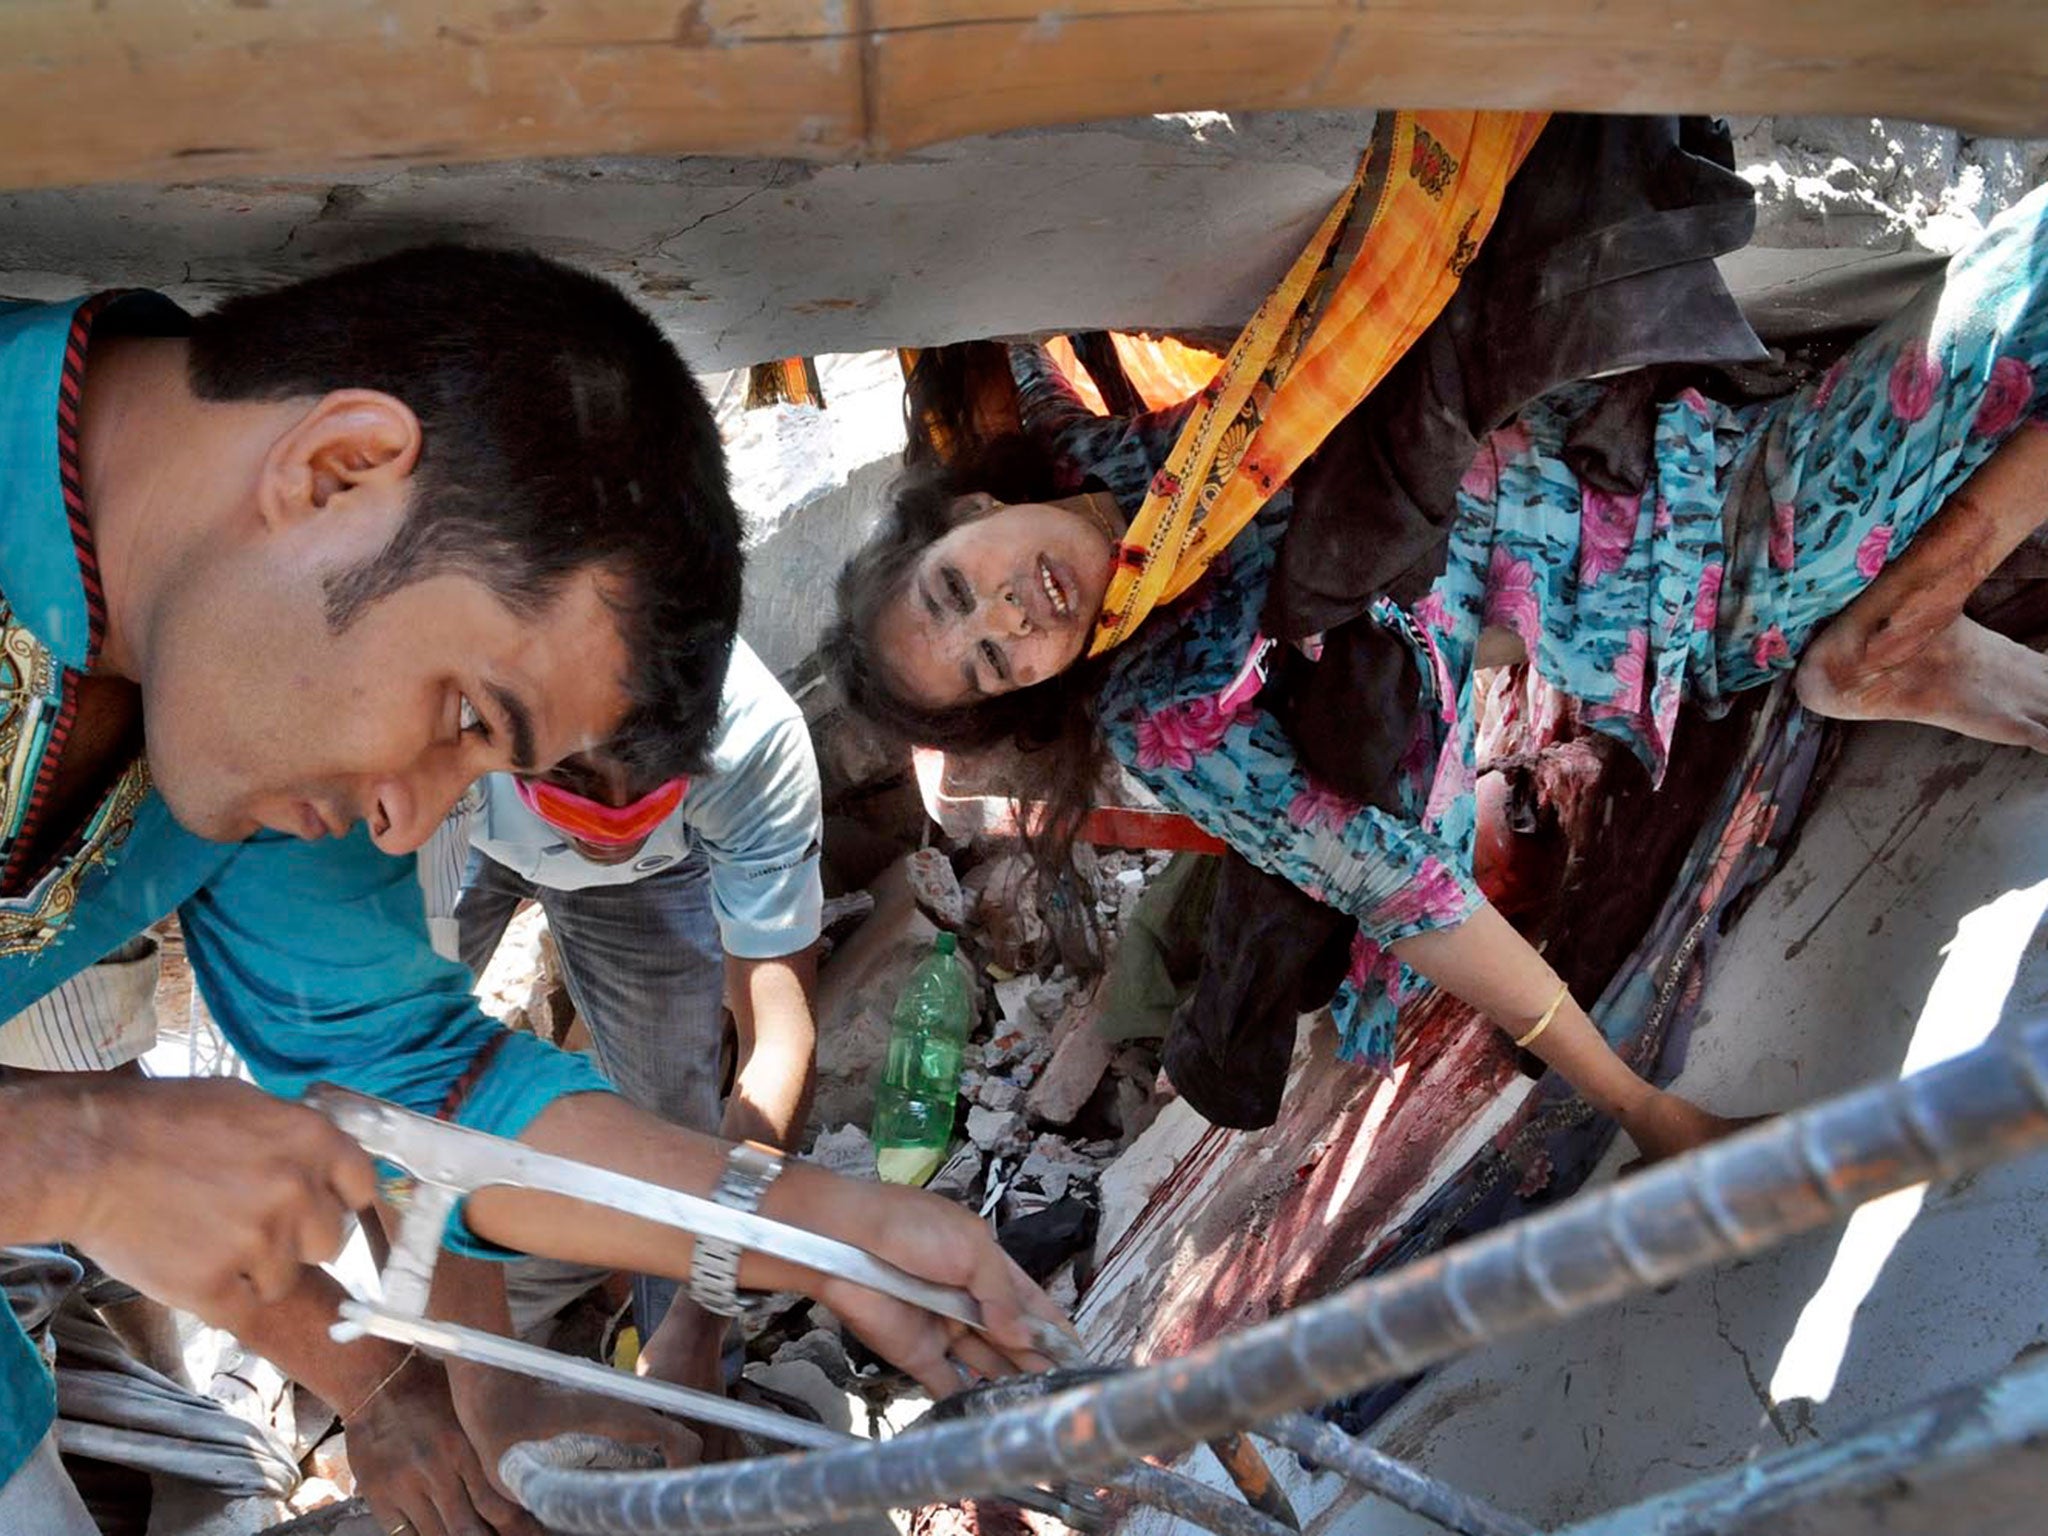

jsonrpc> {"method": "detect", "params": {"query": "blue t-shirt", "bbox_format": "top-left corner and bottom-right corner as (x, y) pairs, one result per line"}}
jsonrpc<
(0, 295), (612, 1486)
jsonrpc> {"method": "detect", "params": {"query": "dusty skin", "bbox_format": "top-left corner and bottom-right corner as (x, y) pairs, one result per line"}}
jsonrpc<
(1797, 424), (2048, 747)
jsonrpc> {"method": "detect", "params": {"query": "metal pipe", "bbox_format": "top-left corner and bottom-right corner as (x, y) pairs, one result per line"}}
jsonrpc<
(502, 1020), (2048, 1534)
(331, 1302), (853, 1450)
(1106, 1463), (1301, 1536)
(1260, 1414), (1537, 1536)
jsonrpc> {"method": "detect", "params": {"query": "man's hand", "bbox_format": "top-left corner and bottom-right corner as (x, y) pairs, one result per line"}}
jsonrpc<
(449, 1369), (703, 1504)
(479, 1096), (1073, 1398)
(10, 1075), (375, 1316)
(722, 947), (818, 1149)
(790, 1176), (1073, 1398)
(346, 1350), (546, 1536)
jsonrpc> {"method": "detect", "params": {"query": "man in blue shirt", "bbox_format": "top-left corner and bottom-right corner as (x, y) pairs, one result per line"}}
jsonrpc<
(0, 251), (1055, 1535)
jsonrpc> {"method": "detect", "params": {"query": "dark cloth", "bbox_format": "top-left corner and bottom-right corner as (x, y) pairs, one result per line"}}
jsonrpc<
(1170, 116), (1768, 1132)
(1161, 852), (1355, 1130)
(1554, 353), (1819, 506)
(1071, 331), (1147, 419)
(1098, 851), (1221, 1043)
(1264, 114), (1767, 811)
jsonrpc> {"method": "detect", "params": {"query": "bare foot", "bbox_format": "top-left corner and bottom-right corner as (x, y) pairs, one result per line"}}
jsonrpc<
(1796, 610), (2048, 751)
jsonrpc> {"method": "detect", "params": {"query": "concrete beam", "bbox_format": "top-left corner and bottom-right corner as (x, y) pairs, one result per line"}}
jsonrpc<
(0, 114), (1376, 369)
(2, 2), (2044, 192)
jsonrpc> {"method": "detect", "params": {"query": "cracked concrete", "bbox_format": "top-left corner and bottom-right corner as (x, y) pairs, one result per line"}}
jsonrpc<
(0, 111), (1379, 370)
(1708, 1269), (1800, 1447)
(6, 113), (2034, 373)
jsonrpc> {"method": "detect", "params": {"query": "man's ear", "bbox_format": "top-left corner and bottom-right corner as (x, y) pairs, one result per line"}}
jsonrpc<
(256, 389), (422, 533)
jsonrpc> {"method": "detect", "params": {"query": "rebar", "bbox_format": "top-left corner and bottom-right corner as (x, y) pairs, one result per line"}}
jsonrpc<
(503, 1018), (2048, 1534)
(1261, 1414), (1536, 1536)
(1107, 1463), (1300, 1536)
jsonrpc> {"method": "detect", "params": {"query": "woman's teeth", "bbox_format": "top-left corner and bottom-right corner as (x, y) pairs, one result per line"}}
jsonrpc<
(1038, 558), (1070, 619)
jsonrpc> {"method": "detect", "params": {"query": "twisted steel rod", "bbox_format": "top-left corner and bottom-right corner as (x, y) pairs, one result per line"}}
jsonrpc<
(504, 1019), (2048, 1534)
(1262, 1413), (1536, 1536)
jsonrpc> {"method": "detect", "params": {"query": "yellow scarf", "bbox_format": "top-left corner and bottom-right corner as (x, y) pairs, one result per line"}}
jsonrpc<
(1087, 109), (1548, 656)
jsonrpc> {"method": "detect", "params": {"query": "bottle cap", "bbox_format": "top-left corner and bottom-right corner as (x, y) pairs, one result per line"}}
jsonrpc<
(934, 931), (958, 956)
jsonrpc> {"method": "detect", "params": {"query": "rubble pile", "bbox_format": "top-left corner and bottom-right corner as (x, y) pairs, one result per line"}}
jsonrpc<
(788, 839), (1181, 1393)
(1732, 117), (2048, 256)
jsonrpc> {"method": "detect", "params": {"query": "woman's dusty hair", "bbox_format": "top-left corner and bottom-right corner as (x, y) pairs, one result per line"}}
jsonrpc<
(900, 342), (1027, 468)
(820, 435), (1117, 886)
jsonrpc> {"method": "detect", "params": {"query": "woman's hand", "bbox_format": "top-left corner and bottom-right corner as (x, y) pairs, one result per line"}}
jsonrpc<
(1617, 1089), (1764, 1167)
(1392, 907), (1766, 1168)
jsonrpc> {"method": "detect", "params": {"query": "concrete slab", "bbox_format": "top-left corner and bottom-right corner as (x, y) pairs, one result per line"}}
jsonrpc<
(1270, 721), (2048, 1534)
(0, 112), (1376, 371)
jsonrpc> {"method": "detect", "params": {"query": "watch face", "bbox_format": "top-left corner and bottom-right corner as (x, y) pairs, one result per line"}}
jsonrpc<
(733, 1144), (784, 1176)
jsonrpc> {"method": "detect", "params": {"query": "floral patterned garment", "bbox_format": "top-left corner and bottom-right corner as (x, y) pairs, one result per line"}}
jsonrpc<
(1015, 185), (2048, 1066)
(1014, 346), (1476, 1061)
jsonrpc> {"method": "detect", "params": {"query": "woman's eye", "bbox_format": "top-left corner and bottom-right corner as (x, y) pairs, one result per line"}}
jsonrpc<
(979, 640), (1008, 683)
(945, 569), (974, 613)
(458, 695), (491, 741)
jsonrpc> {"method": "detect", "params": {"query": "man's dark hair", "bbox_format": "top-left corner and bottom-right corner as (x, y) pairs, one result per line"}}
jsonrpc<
(188, 244), (740, 780)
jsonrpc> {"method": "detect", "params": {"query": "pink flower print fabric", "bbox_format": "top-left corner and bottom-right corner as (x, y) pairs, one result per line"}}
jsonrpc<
(1287, 781), (1361, 834)
(1363, 856), (1474, 936)
(1974, 356), (2036, 437)
(1132, 696), (1255, 772)
(1578, 487), (1640, 585)
(1768, 500), (1796, 572)
(1888, 342), (1942, 423)
(1692, 562), (1724, 633)
(1481, 547), (1540, 646)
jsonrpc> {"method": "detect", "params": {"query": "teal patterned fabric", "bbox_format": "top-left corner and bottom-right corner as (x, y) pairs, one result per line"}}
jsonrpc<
(1024, 186), (2048, 1066)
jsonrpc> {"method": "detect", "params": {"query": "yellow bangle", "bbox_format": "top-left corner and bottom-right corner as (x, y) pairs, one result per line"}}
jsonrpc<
(1514, 982), (1571, 1050)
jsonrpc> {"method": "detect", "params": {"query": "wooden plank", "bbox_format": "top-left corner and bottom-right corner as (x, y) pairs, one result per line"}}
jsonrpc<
(3, 1), (2042, 191)
(0, 1), (861, 185)
(868, 1), (2048, 148)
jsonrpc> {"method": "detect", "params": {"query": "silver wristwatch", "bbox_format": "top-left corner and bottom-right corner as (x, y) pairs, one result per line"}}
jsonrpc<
(687, 1141), (786, 1317)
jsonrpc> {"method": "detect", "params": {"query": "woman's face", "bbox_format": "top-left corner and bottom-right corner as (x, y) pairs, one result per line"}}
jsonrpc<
(874, 495), (1117, 706)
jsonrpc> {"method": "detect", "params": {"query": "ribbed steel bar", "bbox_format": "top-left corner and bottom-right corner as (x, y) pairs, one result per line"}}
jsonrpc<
(502, 1019), (2048, 1535)
(1107, 1463), (1301, 1536)
(1261, 1413), (1537, 1536)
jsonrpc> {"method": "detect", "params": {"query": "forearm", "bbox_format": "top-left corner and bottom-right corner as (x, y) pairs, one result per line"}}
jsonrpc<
(722, 949), (818, 1150)
(0, 1079), (87, 1242)
(720, 1058), (812, 1150)
(1391, 903), (1655, 1122)
(216, 1265), (414, 1418)
(408, 1245), (523, 1415)
(462, 1092), (840, 1297)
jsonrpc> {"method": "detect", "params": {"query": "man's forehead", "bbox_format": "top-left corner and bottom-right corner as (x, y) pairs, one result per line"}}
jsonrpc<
(489, 583), (633, 766)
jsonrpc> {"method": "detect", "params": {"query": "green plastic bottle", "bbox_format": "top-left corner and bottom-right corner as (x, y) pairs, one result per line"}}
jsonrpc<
(872, 932), (973, 1186)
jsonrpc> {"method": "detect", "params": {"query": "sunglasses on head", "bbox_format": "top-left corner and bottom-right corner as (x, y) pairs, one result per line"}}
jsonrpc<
(514, 773), (687, 847)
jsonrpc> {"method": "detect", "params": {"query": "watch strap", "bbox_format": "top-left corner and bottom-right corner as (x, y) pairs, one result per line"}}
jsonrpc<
(687, 1142), (786, 1317)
